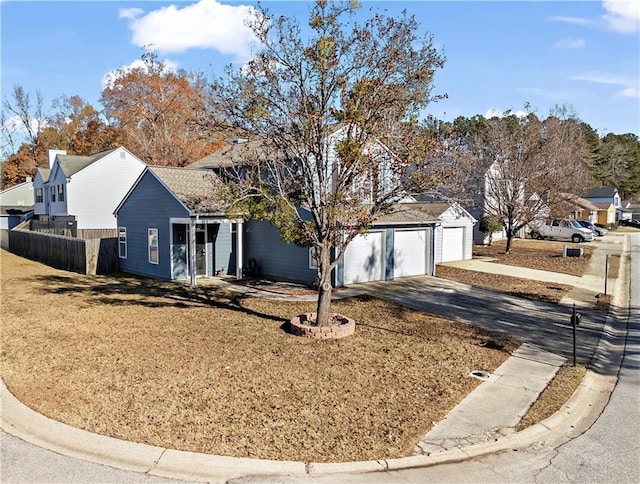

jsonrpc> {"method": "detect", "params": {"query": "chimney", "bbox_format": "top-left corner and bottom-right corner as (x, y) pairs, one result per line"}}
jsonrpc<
(48, 149), (67, 168)
(26, 176), (33, 182)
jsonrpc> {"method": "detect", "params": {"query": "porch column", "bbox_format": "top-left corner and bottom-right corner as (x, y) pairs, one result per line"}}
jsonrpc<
(189, 220), (197, 287)
(235, 221), (243, 280)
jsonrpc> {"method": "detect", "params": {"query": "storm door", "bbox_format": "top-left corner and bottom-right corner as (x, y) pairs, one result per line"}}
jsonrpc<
(195, 227), (207, 275)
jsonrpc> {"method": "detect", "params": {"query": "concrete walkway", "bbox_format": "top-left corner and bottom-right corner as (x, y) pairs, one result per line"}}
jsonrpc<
(0, 235), (631, 482)
(416, 344), (566, 455)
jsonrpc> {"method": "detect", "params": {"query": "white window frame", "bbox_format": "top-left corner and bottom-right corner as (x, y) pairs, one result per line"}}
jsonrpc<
(57, 184), (65, 202)
(35, 187), (43, 203)
(148, 228), (159, 264)
(50, 186), (56, 202)
(118, 227), (127, 259)
(309, 247), (317, 269)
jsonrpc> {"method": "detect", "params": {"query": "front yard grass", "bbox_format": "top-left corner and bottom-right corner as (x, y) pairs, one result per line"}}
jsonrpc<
(473, 238), (593, 276)
(436, 238), (593, 303)
(1, 250), (521, 463)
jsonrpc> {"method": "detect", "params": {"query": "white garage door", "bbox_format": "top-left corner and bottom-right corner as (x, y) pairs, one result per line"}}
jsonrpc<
(394, 230), (426, 278)
(441, 227), (465, 262)
(344, 232), (383, 284)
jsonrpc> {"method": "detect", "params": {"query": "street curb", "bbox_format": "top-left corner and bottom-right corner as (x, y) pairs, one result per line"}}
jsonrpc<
(0, 237), (630, 482)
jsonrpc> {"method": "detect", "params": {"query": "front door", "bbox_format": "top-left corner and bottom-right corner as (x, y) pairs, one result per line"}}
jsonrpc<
(196, 228), (206, 275)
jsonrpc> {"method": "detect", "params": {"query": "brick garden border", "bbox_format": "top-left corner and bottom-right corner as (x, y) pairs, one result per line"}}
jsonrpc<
(289, 313), (355, 339)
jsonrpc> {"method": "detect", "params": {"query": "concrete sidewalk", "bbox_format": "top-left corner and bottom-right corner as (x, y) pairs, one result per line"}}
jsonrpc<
(416, 344), (566, 455)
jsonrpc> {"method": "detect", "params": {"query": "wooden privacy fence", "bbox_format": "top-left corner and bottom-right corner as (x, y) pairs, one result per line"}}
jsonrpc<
(8, 228), (118, 275)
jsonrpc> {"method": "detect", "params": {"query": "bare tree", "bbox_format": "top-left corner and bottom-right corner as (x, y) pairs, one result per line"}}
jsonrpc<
(445, 108), (594, 253)
(210, 0), (445, 326)
(1, 85), (47, 158)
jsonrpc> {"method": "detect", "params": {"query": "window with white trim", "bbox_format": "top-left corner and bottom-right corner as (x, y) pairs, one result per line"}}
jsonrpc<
(118, 227), (127, 259)
(50, 186), (56, 202)
(309, 247), (317, 269)
(35, 188), (43, 203)
(57, 184), (65, 202)
(148, 228), (159, 264)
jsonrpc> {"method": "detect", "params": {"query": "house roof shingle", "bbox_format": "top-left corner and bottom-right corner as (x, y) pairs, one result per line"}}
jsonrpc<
(149, 166), (227, 214)
(584, 186), (618, 198)
(57, 148), (118, 177)
(560, 193), (599, 211)
(188, 139), (277, 169)
(36, 167), (51, 183)
(375, 202), (457, 225)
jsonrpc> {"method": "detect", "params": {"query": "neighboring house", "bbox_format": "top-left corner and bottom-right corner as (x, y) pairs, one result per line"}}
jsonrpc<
(115, 166), (243, 286)
(583, 186), (630, 222)
(247, 201), (475, 287)
(623, 200), (640, 220)
(33, 167), (51, 215)
(558, 193), (599, 222)
(464, 161), (548, 245)
(0, 178), (34, 248)
(33, 148), (146, 229)
(593, 203), (616, 226)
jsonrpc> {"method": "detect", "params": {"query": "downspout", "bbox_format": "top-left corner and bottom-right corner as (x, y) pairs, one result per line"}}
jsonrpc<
(235, 220), (243, 280)
(189, 217), (197, 287)
(432, 222), (440, 276)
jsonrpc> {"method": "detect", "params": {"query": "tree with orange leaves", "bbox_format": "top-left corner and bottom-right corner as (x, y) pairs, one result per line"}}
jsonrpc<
(100, 50), (222, 167)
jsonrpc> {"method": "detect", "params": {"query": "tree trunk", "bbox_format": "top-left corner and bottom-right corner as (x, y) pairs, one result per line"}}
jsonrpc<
(505, 230), (513, 253)
(315, 244), (333, 327)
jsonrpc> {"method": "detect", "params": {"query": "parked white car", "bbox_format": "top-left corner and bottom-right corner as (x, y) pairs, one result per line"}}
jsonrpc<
(529, 219), (595, 243)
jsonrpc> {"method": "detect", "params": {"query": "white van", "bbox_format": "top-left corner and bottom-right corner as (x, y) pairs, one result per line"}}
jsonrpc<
(529, 219), (595, 243)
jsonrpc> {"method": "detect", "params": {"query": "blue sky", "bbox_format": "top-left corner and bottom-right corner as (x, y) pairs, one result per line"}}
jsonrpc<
(1, 0), (639, 141)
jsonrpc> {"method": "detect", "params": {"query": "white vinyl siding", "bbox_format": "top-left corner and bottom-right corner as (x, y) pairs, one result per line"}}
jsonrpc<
(441, 227), (465, 262)
(343, 232), (384, 284)
(393, 230), (426, 278)
(65, 148), (145, 229)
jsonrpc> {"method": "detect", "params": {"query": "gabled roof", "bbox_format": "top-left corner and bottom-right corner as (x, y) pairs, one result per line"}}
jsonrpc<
(375, 202), (472, 225)
(188, 138), (279, 169)
(560, 193), (599, 211)
(593, 202), (614, 210)
(148, 166), (227, 214)
(56, 148), (118, 177)
(35, 167), (51, 183)
(584, 186), (618, 198)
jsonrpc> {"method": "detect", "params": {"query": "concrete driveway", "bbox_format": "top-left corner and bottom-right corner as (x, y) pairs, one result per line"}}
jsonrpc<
(347, 235), (628, 369)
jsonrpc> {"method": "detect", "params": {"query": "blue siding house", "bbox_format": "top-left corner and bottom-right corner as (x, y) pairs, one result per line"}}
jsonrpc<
(114, 166), (243, 286)
(246, 202), (475, 287)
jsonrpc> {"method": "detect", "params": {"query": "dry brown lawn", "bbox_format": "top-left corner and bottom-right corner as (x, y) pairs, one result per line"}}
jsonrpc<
(435, 237), (593, 304)
(1, 250), (521, 463)
(473, 239), (593, 276)
(435, 266), (573, 304)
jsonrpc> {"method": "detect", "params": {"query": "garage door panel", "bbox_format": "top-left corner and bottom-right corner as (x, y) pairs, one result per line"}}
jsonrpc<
(394, 230), (426, 278)
(344, 232), (383, 284)
(442, 227), (464, 262)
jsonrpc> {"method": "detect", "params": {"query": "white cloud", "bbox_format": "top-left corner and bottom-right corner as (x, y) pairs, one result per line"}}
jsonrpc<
(121, 0), (260, 63)
(484, 108), (528, 119)
(615, 87), (640, 98)
(602, 0), (640, 33)
(570, 71), (639, 98)
(101, 58), (179, 90)
(554, 38), (586, 49)
(119, 8), (143, 20)
(570, 72), (632, 85)
(549, 16), (594, 27)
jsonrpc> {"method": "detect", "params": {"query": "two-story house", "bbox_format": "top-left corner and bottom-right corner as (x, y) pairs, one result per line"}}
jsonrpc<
(33, 148), (146, 230)
(115, 128), (474, 287)
(583, 186), (631, 224)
